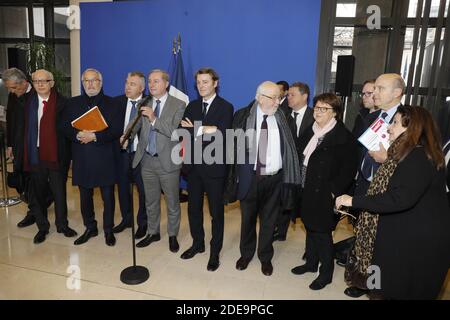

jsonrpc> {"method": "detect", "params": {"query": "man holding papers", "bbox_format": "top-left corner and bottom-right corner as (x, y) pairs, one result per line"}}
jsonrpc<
(61, 68), (124, 247)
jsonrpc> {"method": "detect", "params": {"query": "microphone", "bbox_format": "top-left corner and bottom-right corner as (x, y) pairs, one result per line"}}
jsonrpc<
(136, 95), (152, 109)
(121, 95), (152, 147)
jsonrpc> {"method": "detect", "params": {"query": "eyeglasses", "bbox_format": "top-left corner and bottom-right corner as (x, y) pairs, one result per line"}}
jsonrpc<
(313, 106), (333, 113)
(261, 94), (281, 102)
(83, 79), (101, 84)
(32, 79), (53, 85)
(359, 91), (374, 98)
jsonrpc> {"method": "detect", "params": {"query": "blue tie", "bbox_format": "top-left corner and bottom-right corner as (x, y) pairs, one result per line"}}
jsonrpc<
(127, 100), (137, 152)
(147, 99), (161, 156)
(361, 112), (388, 180)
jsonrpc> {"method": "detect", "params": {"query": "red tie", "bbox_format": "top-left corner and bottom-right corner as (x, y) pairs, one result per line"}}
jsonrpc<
(43, 100), (48, 113)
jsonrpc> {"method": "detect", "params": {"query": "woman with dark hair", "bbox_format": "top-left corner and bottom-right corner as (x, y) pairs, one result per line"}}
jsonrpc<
(291, 93), (358, 290)
(336, 105), (450, 300)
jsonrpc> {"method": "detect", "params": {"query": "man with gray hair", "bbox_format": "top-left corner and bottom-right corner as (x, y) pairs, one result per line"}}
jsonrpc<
(224, 81), (301, 276)
(128, 69), (186, 252)
(113, 71), (147, 238)
(2, 67), (39, 228)
(23, 69), (76, 243)
(61, 68), (124, 247)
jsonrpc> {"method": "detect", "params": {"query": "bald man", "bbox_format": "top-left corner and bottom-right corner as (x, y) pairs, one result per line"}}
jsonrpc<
(224, 81), (301, 276)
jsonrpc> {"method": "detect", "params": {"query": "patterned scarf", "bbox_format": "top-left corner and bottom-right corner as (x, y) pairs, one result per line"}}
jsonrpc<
(344, 137), (402, 289)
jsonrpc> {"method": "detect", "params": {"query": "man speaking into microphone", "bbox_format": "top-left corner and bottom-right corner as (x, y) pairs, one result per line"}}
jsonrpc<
(127, 69), (186, 253)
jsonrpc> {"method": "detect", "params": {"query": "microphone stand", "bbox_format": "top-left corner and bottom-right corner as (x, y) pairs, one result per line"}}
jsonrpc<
(120, 96), (151, 285)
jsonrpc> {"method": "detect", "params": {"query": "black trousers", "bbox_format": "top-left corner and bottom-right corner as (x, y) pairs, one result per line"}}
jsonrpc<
(240, 171), (282, 263)
(29, 167), (68, 232)
(79, 185), (114, 233)
(275, 210), (291, 237)
(187, 167), (225, 256)
(117, 151), (147, 227)
(304, 227), (334, 282)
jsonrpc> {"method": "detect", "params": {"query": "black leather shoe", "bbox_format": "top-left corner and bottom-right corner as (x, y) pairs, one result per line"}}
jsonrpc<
(105, 232), (116, 246)
(17, 214), (35, 228)
(344, 286), (368, 298)
(112, 221), (132, 234)
(135, 225), (147, 239)
(74, 229), (98, 245)
(309, 278), (331, 290)
(261, 261), (273, 276)
(235, 256), (252, 270)
(207, 255), (220, 272)
(169, 236), (179, 253)
(291, 264), (317, 275)
(57, 226), (78, 237)
(273, 231), (286, 241)
(180, 245), (205, 259)
(136, 233), (160, 248)
(33, 230), (49, 244)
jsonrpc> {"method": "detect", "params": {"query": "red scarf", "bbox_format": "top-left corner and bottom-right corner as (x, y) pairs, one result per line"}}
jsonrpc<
(23, 88), (59, 171)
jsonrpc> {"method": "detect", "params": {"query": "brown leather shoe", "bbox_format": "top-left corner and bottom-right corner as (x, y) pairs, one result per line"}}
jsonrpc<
(261, 261), (273, 276)
(235, 256), (252, 270)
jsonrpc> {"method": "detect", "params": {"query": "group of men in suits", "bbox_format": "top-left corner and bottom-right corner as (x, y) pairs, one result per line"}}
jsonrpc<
(2, 66), (313, 276)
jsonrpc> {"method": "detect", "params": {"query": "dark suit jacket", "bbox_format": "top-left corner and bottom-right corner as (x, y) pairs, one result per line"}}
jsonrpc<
(61, 91), (124, 188)
(182, 95), (234, 178)
(6, 89), (34, 171)
(283, 106), (314, 152)
(278, 97), (289, 115)
(226, 105), (286, 201)
(298, 121), (358, 232)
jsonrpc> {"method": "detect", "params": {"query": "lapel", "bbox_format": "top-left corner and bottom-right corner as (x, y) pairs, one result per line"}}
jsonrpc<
(159, 94), (172, 120)
(204, 96), (219, 122)
(299, 107), (314, 137)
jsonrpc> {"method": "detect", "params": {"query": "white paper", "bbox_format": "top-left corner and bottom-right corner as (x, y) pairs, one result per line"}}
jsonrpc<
(358, 117), (390, 151)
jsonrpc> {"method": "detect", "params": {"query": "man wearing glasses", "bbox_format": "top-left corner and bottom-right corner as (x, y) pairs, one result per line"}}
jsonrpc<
(21, 69), (76, 244)
(352, 80), (378, 138)
(62, 68), (124, 247)
(224, 81), (300, 276)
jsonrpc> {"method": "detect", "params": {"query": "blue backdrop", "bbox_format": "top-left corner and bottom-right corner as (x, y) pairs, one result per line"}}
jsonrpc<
(80, 0), (321, 109)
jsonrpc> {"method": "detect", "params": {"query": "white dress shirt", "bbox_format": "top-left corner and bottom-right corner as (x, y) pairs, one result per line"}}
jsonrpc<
(37, 95), (47, 147)
(123, 95), (142, 151)
(291, 105), (307, 137)
(196, 93), (217, 137)
(380, 103), (400, 123)
(254, 106), (282, 175)
(151, 92), (168, 126)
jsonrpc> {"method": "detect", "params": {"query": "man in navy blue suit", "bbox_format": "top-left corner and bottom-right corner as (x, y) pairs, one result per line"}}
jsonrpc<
(61, 68), (124, 246)
(179, 68), (234, 271)
(113, 72), (147, 239)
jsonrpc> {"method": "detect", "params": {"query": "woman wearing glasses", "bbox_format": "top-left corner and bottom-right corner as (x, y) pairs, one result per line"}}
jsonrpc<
(291, 93), (358, 290)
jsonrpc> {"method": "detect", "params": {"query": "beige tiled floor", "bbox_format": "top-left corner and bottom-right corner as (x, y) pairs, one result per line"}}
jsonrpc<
(0, 180), (448, 300)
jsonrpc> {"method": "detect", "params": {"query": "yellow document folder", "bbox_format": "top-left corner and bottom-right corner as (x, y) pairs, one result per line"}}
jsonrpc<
(71, 106), (108, 132)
